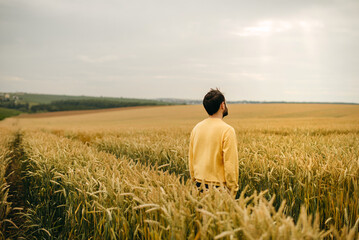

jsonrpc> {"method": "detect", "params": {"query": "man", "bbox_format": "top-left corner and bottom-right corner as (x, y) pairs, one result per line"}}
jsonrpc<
(189, 88), (239, 196)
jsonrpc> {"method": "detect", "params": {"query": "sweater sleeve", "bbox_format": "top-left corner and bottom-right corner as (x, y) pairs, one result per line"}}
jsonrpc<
(223, 127), (239, 193)
(188, 130), (195, 181)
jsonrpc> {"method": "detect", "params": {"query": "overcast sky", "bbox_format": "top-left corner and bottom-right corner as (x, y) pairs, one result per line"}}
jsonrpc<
(0, 0), (358, 102)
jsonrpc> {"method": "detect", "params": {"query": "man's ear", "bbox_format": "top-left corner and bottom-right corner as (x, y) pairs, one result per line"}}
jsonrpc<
(221, 102), (225, 109)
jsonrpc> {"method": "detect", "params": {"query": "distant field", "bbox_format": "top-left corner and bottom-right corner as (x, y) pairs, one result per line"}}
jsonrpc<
(0, 107), (21, 120)
(15, 105), (155, 118)
(1, 103), (358, 239)
(0, 93), (174, 117)
(7, 92), (161, 104)
(2, 103), (359, 129)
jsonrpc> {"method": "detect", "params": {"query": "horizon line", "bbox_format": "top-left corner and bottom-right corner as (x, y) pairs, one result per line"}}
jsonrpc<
(1, 91), (358, 105)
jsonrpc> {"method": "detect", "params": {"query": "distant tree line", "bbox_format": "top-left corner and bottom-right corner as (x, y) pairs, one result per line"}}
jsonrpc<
(29, 99), (172, 112)
(0, 101), (30, 112)
(0, 98), (173, 114)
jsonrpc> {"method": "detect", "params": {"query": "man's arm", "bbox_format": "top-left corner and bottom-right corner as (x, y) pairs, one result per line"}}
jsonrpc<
(188, 130), (195, 181)
(223, 127), (239, 194)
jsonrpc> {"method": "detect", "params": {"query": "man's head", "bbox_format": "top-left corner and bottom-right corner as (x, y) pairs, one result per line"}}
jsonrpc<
(203, 88), (228, 118)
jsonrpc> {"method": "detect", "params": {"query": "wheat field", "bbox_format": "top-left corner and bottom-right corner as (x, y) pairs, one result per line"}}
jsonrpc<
(0, 104), (358, 239)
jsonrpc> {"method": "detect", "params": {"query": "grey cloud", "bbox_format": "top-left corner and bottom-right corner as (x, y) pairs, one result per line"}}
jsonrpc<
(0, 0), (358, 102)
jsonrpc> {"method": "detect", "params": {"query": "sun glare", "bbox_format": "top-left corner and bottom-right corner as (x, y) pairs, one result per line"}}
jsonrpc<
(233, 19), (323, 37)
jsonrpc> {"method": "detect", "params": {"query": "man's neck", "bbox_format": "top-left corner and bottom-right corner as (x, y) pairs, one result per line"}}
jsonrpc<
(209, 112), (223, 119)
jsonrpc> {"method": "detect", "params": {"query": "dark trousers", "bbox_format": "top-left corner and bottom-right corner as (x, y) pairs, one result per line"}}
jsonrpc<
(196, 182), (220, 192)
(196, 182), (239, 199)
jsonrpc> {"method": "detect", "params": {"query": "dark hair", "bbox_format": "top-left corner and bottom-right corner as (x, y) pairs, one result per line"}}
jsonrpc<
(203, 88), (225, 115)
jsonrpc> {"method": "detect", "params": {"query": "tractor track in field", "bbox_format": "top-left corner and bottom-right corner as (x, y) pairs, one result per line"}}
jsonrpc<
(4, 132), (27, 239)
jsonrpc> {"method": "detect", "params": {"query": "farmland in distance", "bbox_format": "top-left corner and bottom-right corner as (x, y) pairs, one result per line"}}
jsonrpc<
(0, 104), (358, 239)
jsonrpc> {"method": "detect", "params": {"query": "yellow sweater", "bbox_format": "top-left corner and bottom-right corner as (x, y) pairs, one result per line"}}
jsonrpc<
(189, 118), (239, 192)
